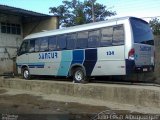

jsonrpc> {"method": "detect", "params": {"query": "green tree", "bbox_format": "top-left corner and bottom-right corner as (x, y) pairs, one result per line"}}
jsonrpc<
(149, 18), (160, 35)
(49, 0), (116, 27)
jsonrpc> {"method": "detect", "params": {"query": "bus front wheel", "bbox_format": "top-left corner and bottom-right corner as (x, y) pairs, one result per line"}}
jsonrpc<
(72, 67), (87, 83)
(22, 68), (31, 80)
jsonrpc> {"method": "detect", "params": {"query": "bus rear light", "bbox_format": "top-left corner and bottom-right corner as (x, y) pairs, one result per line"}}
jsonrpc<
(128, 48), (135, 60)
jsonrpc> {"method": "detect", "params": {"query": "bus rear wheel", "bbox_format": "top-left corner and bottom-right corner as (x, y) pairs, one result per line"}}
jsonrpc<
(72, 67), (87, 83)
(22, 68), (31, 80)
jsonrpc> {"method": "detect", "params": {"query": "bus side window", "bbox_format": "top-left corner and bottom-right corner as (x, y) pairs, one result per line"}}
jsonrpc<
(100, 27), (113, 47)
(29, 40), (35, 52)
(40, 37), (48, 52)
(76, 31), (88, 49)
(57, 35), (66, 50)
(66, 33), (76, 50)
(112, 25), (124, 46)
(35, 39), (40, 52)
(88, 30), (100, 48)
(49, 36), (57, 51)
(18, 41), (28, 55)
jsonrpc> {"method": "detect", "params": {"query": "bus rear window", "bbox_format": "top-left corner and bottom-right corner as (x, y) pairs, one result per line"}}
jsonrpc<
(130, 18), (154, 45)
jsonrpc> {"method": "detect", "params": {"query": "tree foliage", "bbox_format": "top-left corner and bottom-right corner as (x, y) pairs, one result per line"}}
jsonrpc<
(49, 0), (116, 27)
(149, 18), (160, 35)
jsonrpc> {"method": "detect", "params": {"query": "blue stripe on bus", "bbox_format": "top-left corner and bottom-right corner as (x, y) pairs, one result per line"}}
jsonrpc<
(28, 65), (44, 68)
(83, 49), (97, 76)
(57, 51), (72, 76)
(17, 63), (45, 69)
(71, 50), (84, 65)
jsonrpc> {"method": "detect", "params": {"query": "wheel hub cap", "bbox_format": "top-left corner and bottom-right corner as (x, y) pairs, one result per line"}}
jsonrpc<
(75, 71), (82, 81)
(24, 70), (29, 78)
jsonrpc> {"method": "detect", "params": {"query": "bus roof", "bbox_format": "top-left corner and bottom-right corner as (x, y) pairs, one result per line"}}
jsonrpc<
(24, 16), (145, 40)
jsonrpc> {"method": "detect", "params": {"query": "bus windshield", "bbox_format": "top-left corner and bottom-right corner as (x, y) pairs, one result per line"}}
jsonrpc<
(130, 18), (154, 45)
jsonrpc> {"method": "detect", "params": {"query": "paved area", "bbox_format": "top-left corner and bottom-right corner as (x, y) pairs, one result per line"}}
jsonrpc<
(0, 77), (160, 109)
(0, 88), (108, 120)
(0, 88), (160, 120)
(0, 77), (160, 120)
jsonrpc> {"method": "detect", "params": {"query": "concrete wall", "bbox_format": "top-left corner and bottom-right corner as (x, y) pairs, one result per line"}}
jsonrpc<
(0, 78), (160, 109)
(0, 13), (22, 74)
(23, 16), (59, 37)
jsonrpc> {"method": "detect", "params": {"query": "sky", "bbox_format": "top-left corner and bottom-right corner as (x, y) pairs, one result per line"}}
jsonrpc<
(0, 0), (160, 21)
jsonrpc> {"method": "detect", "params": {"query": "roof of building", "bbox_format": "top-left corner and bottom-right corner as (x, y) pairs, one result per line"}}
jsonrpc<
(0, 4), (56, 17)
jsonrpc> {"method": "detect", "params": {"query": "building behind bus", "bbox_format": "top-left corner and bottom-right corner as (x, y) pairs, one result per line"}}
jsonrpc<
(0, 5), (59, 74)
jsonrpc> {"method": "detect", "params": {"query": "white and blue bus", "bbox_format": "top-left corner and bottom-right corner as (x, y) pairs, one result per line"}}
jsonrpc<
(16, 17), (154, 83)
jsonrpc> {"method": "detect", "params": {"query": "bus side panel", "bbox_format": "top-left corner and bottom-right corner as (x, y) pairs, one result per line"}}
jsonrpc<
(71, 50), (84, 65)
(16, 53), (29, 74)
(83, 49), (97, 76)
(57, 49), (97, 77)
(45, 51), (61, 76)
(57, 50), (85, 77)
(91, 46), (126, 76)
(57, 50), (72, 76)
(28, 51), (60, 75)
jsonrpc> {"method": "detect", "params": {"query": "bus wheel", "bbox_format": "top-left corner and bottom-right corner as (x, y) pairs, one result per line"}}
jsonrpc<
(22, 68), (31, 80)
(73, 67), (87, 83)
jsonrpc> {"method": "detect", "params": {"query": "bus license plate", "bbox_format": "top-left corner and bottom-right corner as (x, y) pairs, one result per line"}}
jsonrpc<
(143, 68), (148, 72)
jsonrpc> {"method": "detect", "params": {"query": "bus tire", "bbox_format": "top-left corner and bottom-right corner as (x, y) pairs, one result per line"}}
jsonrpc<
(22, 68), (31, 80)
(72, 67), (87, 83)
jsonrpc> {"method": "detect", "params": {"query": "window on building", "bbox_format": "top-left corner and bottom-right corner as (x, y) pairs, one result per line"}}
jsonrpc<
(66, 33), (76, 49)
(100, 27), (113, 47)
(7, 23), (11, 33)
(1, 23), (7, 33)
(76, 31), (88, 49)
(88, 30), (100, 48)
(1, 22), (21, 35)
(11, 24), (16, 34)
(113, 25), (125, 45)
(16, 24), (21, 35)
(57, 35), (66, 50)
(49, 36), (57, 51)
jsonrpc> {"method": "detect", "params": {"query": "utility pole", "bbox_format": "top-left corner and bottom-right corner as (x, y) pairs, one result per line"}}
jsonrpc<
(91, 0), (96, 22)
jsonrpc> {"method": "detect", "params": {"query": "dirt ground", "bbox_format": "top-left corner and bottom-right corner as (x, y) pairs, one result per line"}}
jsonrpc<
(0, 88), (159, 120)
(0, 88), (108, 120)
